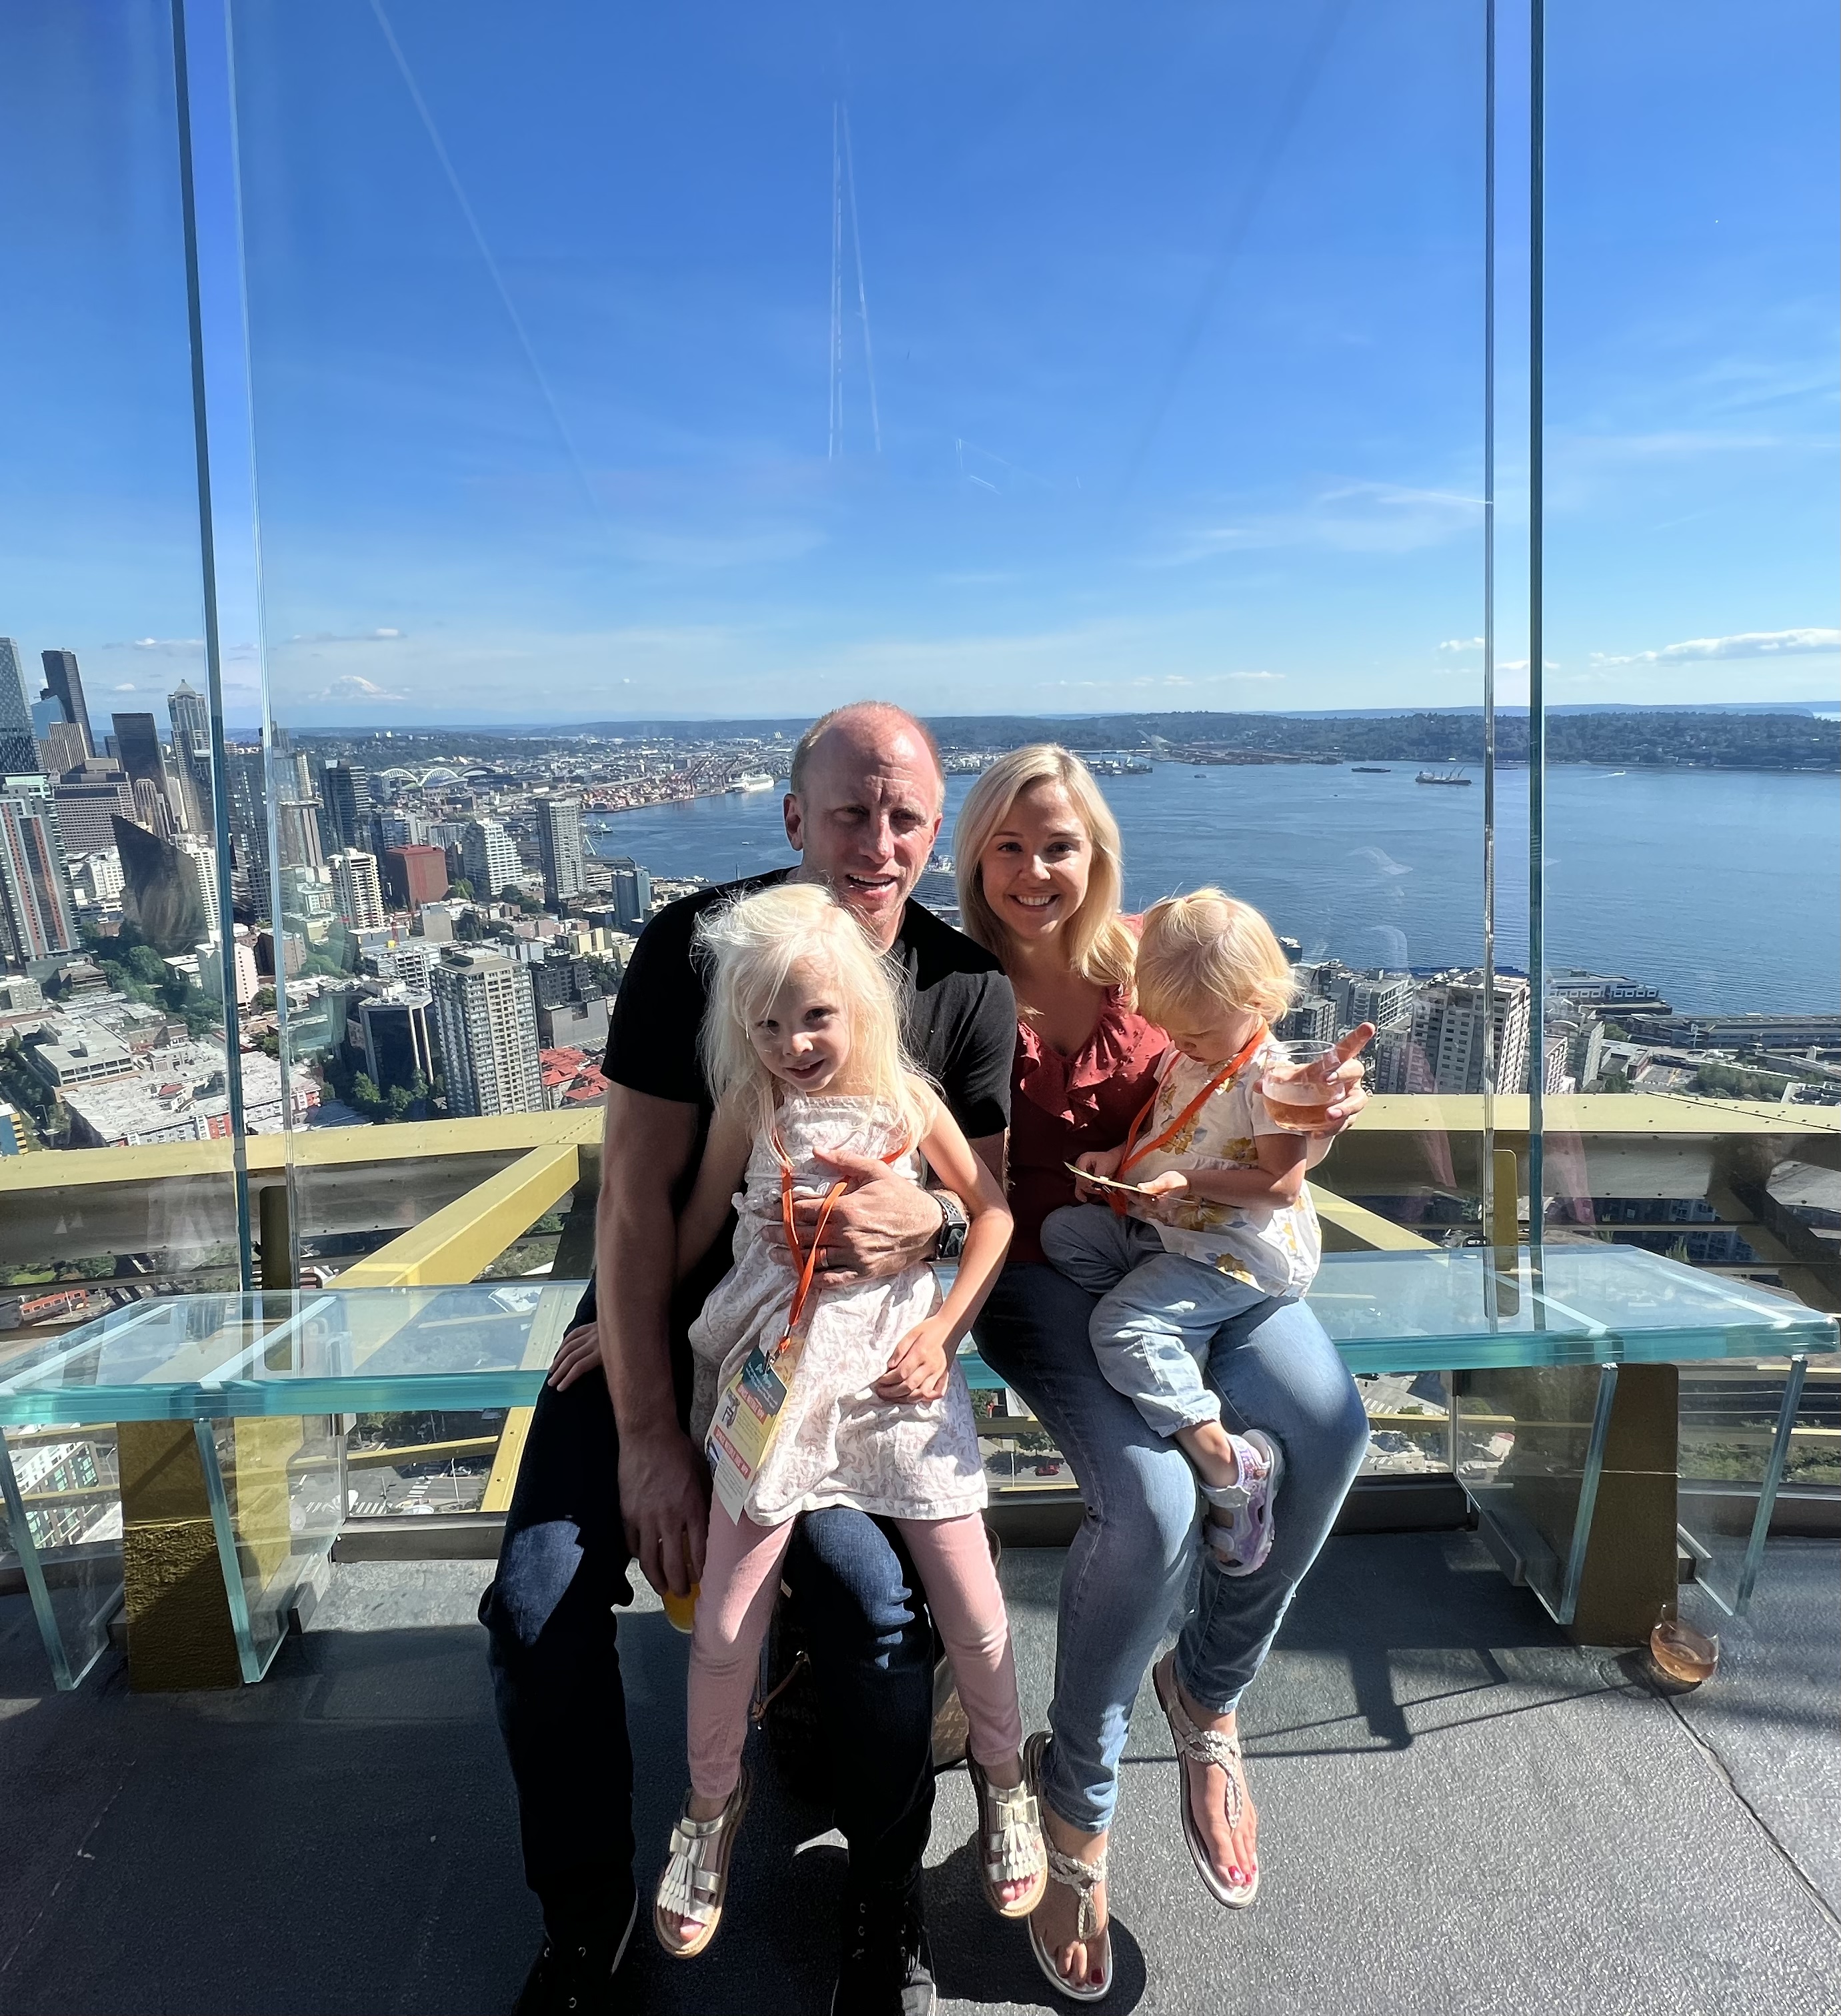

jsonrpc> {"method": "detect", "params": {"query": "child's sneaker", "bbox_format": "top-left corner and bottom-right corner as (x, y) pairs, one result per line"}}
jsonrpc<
(1198, 1429), (1284, 1576)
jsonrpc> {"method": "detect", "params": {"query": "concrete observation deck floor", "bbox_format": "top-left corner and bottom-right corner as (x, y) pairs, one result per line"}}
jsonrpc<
(2, 1533), (1836, 2015)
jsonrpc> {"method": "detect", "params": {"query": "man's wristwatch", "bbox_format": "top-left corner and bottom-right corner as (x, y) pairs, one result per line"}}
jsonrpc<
(933, 1192), (970, 1262)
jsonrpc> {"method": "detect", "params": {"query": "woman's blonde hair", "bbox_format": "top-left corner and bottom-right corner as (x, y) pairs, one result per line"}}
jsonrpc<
(694, 880), (933, 1144)
(1133, 887), (1297, 1032)
(953, 744), (1137, 988)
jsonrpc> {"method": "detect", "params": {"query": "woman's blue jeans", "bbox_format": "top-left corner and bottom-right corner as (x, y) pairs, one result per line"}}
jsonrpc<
(975, 1262), (1370, 1836)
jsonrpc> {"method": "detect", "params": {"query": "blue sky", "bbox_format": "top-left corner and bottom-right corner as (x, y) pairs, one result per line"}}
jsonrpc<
(2, 0), (1836, 730)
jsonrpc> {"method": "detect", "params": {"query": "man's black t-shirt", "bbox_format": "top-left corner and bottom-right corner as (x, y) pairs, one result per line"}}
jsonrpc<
(603, 869), (1015, 1148)
(578, 870), (1016, 1385)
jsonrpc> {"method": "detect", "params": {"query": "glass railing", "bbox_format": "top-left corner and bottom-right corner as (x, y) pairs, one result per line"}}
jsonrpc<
(2, 3), (1835, 1552)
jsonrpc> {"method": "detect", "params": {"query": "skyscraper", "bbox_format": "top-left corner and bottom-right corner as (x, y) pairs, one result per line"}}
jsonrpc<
(606, 856), (652, 933)
(319, 760), (370, 854)
(0, 782), (79, 962)
(382, 843), (449, 910)
(461, 818), (521, 900)
(0, 639), (37, 775)
(168, 682), (212, 830)
(1403, 974), (1532, 1095)
(224, 746), (271, 920)
(39, 721), (89, 776)
(329, 849), (385, 930)
(535, 795), (587, 906)
(429, 950), (542, 1117)
(41, 650), (93, 751)
(113, 814), (211, 956)
(111, 713), (171, 827)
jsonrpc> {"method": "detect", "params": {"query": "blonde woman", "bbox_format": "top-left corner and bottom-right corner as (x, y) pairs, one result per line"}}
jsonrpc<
(956, 748), (1372, 2000)
(651, 883), (1044, 1959)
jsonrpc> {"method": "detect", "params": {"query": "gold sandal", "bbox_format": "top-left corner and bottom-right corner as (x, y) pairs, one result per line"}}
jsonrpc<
(652, 1766), (751, 1959)
(1153, 1652), (1258, 1907)
(1022, 1732), (1112, 2003)
(966, 1756), (1048, 1919)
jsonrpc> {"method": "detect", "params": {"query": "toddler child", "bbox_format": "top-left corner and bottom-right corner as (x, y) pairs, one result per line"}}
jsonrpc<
(1040, 888), (1322, 1577)
(651, 882), (1044, 1958)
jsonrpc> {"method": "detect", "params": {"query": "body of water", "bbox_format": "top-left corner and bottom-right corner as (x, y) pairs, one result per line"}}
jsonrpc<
(589, 764), (1840, 1017)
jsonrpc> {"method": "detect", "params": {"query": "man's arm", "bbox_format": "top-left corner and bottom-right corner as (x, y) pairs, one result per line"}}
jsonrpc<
(595, 1083), (707, 1597)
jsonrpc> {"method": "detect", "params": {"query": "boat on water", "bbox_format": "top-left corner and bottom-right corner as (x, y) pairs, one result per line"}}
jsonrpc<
(1416, 767), (1472, 786)
(925, 852), (955, 876)
(1351, 765), (1391, 774)
(731, 769), (777, 792)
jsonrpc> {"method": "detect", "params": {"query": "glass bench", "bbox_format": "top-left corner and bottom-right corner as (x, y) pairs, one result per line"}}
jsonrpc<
(2, 1248), (1832, 1691)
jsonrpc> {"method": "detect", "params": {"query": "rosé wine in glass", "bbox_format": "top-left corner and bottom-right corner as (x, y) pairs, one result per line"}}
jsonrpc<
(1259, 1040), (1339, 1134)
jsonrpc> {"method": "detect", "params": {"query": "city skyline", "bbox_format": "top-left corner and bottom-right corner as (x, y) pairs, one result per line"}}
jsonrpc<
(1, 1), (1834, 732)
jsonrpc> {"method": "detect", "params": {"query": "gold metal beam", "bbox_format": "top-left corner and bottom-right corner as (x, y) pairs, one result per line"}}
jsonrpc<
(337, 1142), (583, 1288)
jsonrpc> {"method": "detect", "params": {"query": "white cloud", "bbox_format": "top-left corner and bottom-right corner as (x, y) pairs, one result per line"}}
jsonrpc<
(1440, 637), (1485, 652)
(307, 674), (407, 704)
(111, 682), (137, 692)
(287, 628), (407, 646)
(1159, 480), (1481, 565)
(1590, 627), (1840, 668)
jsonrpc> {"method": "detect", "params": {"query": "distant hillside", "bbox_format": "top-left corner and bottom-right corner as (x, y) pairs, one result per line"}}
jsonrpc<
(915, 710), (1840, 771)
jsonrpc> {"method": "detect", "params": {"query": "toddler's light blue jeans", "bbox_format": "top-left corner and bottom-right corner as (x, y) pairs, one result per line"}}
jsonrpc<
(1040, 1202), (1267, 1438)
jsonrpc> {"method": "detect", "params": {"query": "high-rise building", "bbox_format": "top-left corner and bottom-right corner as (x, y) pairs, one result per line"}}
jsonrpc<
(132, 776), (176, 840)
(535, 795), (587, 906)
(177, 835), (221, 938)
(41, 650), (94, 751)
(0, 782), (79, 962)
(0, 639), (37, 775)
(329, 848), (385, 930)
(113, 814), (211, 956)
(1276, 996), (1335, 1045)
(224, 746), (271, 920)
(359, 988), (435, 1095)
(50, 770), (136, 855)
(429, 950), (541, 1117)
(382, 843), (449, 910)
(167, 682), (212, 831)
(111, 713), (171, 828)
(277, 792), (326, 870)
(605, 855), (652, 933)
(39, 720), (89, 775)
(461, 818), (520, 900)
(319, 761), (370, 854)
(1403, 974), (1532, 1095)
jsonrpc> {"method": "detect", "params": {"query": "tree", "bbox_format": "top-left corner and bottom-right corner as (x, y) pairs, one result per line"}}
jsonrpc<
(446, 878), (473, 901)
(499, 884), (527, 910)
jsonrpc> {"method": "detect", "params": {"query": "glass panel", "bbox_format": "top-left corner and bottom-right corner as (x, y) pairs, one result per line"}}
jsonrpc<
(223, 3), (1496, 1369)
(0, 1), (250, 1344)
(1676, 1354), (1808, 1615)
(0, 1422), (123, 1689)
(1537, 1), (1841, 1308)
(197, 1410), (343, 1679)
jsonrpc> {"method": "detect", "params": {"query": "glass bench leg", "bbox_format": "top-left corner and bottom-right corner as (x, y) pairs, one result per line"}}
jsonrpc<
(1556, 1365), (1620, 1627)
(0, 1424), (123, 1691)
(1678, 1354), (1810, 1619)
(193, 1415), (345, 1684)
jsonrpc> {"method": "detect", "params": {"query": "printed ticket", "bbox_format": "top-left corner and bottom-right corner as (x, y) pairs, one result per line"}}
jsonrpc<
(708, 1339), (793, 1520)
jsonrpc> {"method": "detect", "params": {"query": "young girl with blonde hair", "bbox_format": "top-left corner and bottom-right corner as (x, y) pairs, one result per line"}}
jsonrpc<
(651, 881), (1045, 1958)
(1044, 888), (1320, 1588)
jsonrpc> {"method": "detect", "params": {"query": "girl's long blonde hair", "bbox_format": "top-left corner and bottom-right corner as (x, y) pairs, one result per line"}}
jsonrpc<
(953, 744), (1137, 989)
(695, 880), (934, 1144)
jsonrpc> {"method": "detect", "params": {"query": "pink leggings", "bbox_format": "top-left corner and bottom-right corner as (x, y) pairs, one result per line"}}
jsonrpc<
(687, 1502), (1024, 1801)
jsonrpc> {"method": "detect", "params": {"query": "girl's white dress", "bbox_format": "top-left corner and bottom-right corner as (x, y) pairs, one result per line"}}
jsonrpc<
(687, 1094), (988, 1527)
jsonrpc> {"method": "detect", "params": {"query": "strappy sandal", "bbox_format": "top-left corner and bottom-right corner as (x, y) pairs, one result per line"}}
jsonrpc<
(1022, 1731), (1113, 2003)
(652, 1765), (751, 1959)
(1198, 1428), (1284, 1577)
(966, 1756), (1048, 1918)
(1152, 1651), (1258, 1908)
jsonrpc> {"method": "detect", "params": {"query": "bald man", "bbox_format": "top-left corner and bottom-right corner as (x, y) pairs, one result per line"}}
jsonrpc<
(483, 704), (1014, 2015)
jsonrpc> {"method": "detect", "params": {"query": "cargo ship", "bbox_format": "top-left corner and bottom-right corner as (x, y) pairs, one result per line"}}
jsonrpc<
(1415, 767), (1472, 786)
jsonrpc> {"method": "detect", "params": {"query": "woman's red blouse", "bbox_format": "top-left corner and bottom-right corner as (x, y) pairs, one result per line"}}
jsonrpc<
(1006, 992), (1168, 1264)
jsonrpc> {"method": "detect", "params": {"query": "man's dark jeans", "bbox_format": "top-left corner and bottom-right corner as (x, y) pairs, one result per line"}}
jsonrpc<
(479, 1349), (938, 1941)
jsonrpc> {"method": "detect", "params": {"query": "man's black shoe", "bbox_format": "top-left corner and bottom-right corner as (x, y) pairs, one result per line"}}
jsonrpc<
(831, 1887), (936, 2016)
(511, 1896), (638, 2016)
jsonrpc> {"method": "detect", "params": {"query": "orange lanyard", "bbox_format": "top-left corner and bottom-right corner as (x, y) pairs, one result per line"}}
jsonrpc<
(767, 1126), (906, 1350)
(1118, 1026), (1268, 1180)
